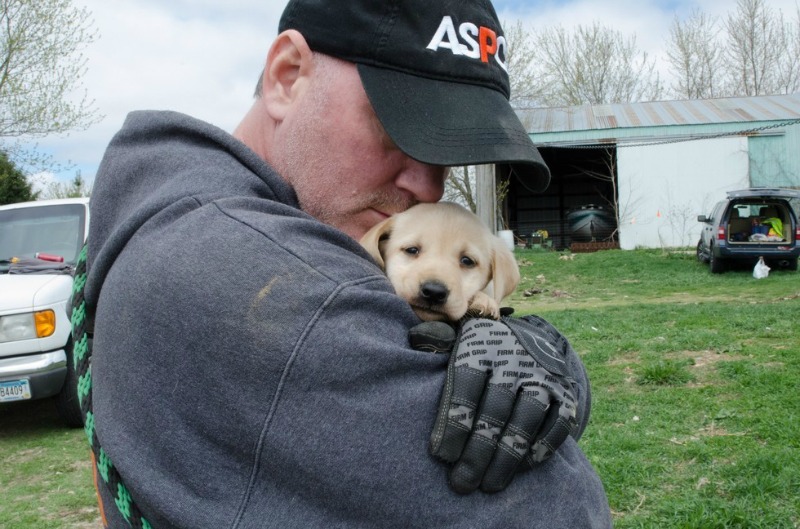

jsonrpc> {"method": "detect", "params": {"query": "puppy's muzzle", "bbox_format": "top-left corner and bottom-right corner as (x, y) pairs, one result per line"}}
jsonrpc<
(419, 280), (449, 305)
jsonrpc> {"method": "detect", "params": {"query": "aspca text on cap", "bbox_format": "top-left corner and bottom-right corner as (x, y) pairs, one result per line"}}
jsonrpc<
(426, 16), (507, 72)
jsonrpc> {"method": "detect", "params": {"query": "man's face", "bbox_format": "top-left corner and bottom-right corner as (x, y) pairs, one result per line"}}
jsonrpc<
(271, 55), (448, 240)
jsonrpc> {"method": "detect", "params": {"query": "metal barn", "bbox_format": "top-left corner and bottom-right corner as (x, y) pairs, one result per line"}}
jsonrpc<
(493, 93), (800, 250)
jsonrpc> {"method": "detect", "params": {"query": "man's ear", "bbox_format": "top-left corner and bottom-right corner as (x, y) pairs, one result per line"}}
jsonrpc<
(262, 29), (314, 122)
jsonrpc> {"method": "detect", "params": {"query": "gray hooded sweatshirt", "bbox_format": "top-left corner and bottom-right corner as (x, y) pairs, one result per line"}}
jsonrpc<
(85, 111), (612, 528)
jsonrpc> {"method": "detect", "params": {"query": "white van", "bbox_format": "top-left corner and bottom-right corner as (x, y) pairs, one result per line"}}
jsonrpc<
(0, 198), (89, 426)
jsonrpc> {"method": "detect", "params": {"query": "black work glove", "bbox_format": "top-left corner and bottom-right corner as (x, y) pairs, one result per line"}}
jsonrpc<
(409, 315), (579, 494)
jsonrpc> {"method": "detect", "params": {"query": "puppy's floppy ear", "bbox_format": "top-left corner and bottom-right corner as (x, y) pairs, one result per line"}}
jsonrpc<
(489, 236), (521, 302)
(359, 217), (394, 269)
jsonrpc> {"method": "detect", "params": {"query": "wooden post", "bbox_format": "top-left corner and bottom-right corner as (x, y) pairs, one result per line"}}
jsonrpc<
(475, 164), (497, 233)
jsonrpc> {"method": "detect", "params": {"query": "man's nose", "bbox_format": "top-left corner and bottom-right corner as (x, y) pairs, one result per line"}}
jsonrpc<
(395, 158), (447, 203)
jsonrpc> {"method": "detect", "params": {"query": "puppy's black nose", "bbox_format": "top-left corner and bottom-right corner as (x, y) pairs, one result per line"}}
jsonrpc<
(420, 281), (449, 304)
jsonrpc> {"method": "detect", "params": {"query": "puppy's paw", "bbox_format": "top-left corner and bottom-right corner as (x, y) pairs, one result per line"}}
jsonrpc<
(467, 292), (501, 320)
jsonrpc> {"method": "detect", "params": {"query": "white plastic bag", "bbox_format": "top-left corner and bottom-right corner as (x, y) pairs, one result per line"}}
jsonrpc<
(753, 256), (770, 279)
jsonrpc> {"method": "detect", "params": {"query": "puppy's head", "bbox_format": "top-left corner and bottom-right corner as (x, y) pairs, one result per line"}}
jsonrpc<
(360, 202), (519, 322)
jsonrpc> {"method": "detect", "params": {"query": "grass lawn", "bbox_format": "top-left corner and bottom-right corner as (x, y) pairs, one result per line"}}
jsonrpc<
(0, 399), (99, 528)
(1, 248), (797, 527)
(511, 248), (800, 528)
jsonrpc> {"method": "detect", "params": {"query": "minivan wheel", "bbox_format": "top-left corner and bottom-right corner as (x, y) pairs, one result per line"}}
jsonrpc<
(54, 340), (84, 428)
(787, 258), (798, 271)
(696, 241), (709, 263)
(709, 250), (725, 274)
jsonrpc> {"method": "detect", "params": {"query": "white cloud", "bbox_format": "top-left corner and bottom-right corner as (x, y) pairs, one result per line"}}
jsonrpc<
(27, 172), (58, 196)
(27, 0), (281, 183)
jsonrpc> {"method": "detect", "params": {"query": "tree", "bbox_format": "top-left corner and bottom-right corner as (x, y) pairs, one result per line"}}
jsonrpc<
(531, 22), (663, 106)
(778, 11), (800, 94)
(665, 0), (800, 98)
(37, 172), (91, 199)
(503, 20), (545, 108)
(0, 150), (37, 204)
(0, 0), (100, 140)
(443, 167), (476, 212)
(724, 0), (799, 96)
(666, 9), (724, 99)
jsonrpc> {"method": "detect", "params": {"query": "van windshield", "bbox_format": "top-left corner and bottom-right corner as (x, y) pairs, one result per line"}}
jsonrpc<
(0, 204), (86, 266)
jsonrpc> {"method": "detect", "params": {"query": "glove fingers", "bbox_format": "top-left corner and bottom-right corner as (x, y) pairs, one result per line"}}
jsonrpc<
(447, 384), (515, 494)
(525, 402), (575, 466)
(480, 392), (549, 493)
(429, 316), (581, 494)
(430, 366), (487, 462)
(448, 434), (495, 494)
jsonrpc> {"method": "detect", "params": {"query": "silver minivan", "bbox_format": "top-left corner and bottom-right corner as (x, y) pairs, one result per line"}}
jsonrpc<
(696, 188), (800, 273)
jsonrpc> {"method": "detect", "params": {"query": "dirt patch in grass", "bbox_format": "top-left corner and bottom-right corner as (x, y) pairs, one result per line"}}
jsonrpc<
(605, 353), (642, 385)
(760, 361), (787, 370)
(52, 506), (101, 528)
(606, 350), (752, 387)
(685, 350), (746, 368)
(515, 289), (800, 311)
(2, 447), (46, 465)
(670, 424), (747, 446)
(680, 350), (748, 386)
(607, 352), (642, 366)
(696, 424), (745, 439)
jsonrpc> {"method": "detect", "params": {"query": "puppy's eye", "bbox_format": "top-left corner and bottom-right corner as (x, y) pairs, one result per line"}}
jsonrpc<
(460, 256), (476, 268)
(404, 247), (420, 256)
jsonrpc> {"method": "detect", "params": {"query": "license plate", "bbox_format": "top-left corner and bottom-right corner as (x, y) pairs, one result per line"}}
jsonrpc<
(0, 379), (32, 402)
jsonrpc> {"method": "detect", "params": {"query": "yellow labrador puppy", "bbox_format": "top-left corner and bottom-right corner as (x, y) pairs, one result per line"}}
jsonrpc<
(360, 202), (520, 322)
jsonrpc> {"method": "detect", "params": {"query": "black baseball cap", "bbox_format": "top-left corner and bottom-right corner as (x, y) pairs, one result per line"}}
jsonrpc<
(279, 0), (551, 192)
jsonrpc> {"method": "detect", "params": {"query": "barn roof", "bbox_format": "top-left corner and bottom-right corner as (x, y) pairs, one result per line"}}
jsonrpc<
(516, 93), (800, 134)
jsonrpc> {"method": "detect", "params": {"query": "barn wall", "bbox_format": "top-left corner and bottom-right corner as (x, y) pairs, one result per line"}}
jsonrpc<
(617, 137), (749, 249)
(749, 129), (800, 188)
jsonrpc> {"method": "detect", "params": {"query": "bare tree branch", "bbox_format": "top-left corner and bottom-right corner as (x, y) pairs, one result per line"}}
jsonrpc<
(666, 9), (724, 99)
(724, 0), (796, 95)
(532, 22), (663, 106)
(503, 19), (546, 108)
(0, 0), (101, 139)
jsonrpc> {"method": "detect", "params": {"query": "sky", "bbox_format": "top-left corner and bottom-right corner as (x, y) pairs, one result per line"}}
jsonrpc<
(19, 0), (800, 192)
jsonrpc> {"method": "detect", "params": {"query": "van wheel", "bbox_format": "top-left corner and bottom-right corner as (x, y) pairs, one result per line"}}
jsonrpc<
(55, 341), (84, 428)
(696, 241), (709, 263)
(787, 258), (798, 271)
(709, 250), (725, 274)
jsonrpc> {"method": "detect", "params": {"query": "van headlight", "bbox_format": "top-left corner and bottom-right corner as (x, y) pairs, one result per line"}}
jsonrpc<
(0, 310), (56, 343)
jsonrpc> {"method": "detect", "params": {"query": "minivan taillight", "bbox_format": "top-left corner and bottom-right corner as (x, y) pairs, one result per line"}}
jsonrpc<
(718, 227), (726, 241)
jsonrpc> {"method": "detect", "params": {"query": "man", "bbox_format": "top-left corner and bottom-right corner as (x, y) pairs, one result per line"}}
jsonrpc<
(83, 0), (612, 527)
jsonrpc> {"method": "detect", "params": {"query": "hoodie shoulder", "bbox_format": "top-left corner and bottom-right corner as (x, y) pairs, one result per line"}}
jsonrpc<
(85, 111), (298, 306)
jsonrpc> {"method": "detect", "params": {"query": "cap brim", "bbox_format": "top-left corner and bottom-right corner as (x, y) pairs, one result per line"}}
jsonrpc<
(358, 64), (551, 193)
